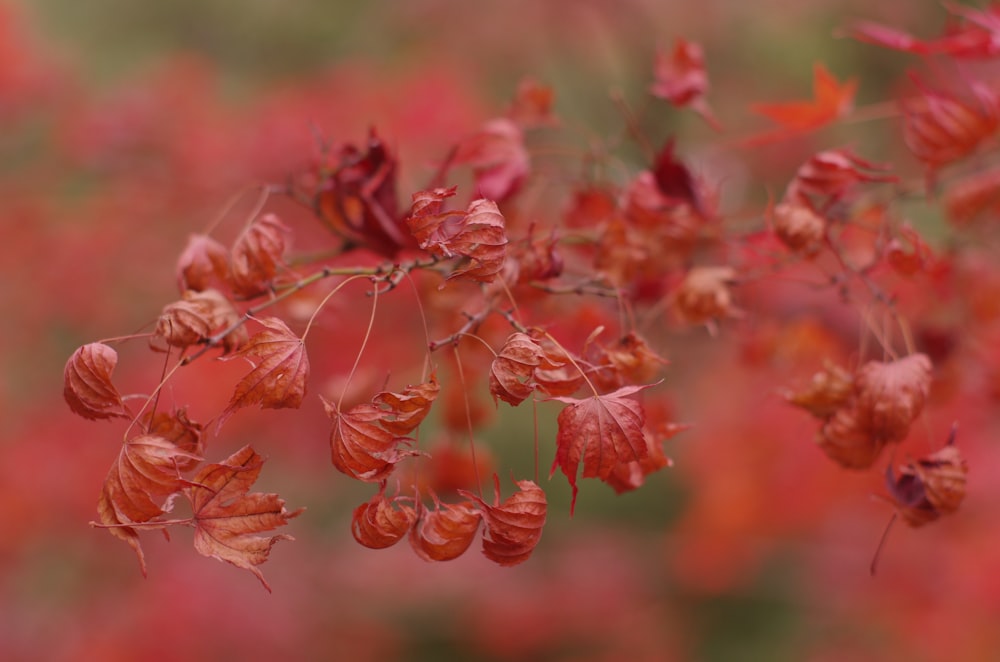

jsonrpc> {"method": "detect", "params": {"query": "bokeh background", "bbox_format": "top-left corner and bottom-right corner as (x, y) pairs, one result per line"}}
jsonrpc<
(2, 1), (998, 660)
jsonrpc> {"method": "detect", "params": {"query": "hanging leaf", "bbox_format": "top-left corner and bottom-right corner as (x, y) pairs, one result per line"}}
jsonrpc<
(186, 445), (303, 592)
(461, 475), (546, 566)
(649, 38), (721, 129)
(176, 233), (229, 293)
(489, 332), (561, 406)
(324, 400), (416, 481)
(64, 343), (129, 421)
(371, 374), (440, 435)
(351, 483), (417, 549)
(886, 433), (967, 527)
(550, 383), (654, 513)
(229, 213), (290, 297)
(221, 317), (309, 425)
(409, 497), (482, 562)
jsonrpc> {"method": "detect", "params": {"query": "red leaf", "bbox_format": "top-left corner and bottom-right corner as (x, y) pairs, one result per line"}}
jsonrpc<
(461, 475), (546, 566)
(489, 332), (561, 406)
(324, 400), (416, 481)
(96, 434), (203, 575)
(886, 432), (967, 527)
(221, 317), (309, 424)
(749, 63), (856, 135)
(505, 77), (556, 128)
(371, 374), (440, 435)
(229, 213), (290, 297)
(64, 343), (129, 420)
(186, 445), (303, 592)
(650, 38), (721, 129)
(351, 483), (416, 549)
(176, 233), (229, 292)
(409, 497), (482, 562)
(846, 5), (1000, 59)
(451, 118), (529, 202)
(550, 383), (654, 513)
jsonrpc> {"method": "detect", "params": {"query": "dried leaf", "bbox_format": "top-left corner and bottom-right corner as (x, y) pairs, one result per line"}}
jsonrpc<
(371, 374), (440, 435)
(489, 332), (560, 406)
(352, 483), (417, 549)
(649, 38), (721, 129)
(221, 317), (308, 424)
(816, 406), (884, 469)
(409, 498), (482, 562)
(786, 361), (854, 419)
(772, 201), (826, 256)
(446, 198), (509, 282)
(461, 475), (546, 566)
(672, 266), (737, 325)
(230, 213), (290, 297)
(141, 408), (204, 471)
(886, 435), (967, 527)
(325, 400), (415, 481)
(784, 148), (896, 206)
(452, 118), (529, 201)
(550, 383), (654, 513)
(176, 233), (229, 292)
(854, 354), (932, 443)
(64, 343), (129, 420)
(186, 445), (303, 592)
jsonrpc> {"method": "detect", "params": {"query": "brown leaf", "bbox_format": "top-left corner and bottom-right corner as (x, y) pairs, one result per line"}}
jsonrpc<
(221, 317), (308, 424)
(64, 343), (129, 420)
(176, 233), (229, 292)
(854, 354), (932, 443)
(886, 433), (967, 527)
(786, 361), (855, 419)
(186, 445), (303, 592)
(461, 476), (546, 567)
(371, 374), (440, 435)
(230, 213), (290, 297)
(324, 400), (416, 481)
(409, 497), (482, 562)
(772, 201), (826, 256)
(142, 408), (204, 471)
(672, 266), (737, 325)
(96, 434), (203, 575)
(550, 383), (653, 513)
(351, 483), (417, 549)
(816, 406), (885, 469)
(446, 198), (509, 283)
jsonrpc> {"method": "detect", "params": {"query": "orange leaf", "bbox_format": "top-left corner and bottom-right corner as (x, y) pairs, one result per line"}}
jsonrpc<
(489, 332), (560, 406)
(371, 374), (440, 435)
(351, 483), (416, 549)
(96, 434), (203, 576)
(64, 343), (129, 420)
(186, 445), (303, 592)
(221, 317), (308, 424)
(461, 475), (546, 567)
(550, 383), (654, 513)
(324, 400), (416, 481)
(229, 213), (290, 297)
(409, 497), (482, 562)
(750, 63), (856, 132)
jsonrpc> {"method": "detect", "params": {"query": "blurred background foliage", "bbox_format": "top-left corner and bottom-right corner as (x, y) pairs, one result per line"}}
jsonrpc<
(2, 1), (996, 661)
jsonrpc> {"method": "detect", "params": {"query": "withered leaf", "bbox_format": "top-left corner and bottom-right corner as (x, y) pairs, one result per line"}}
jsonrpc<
(186, 445), (303, 592)
(409, 498), (482, 562)
(461, 476), (546, 567)
(64, 343), (129, 420)
(221, 317), (309, 425)
(886, 435), (967, 527)
(325, 400), (416, 481)
(489, 332), (560, 406)
(550, 383), (654, 513)
(230, 213), (290, 297)
(176, 233), (229, 292)
(352, 483), (417, 549)
(371, 374), (440, 435)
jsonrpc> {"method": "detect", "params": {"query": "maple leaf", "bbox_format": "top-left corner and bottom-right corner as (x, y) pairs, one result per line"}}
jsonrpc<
(324, 400), (416, 481)
(185, 445), (303, 592)
(371, 373), (440, 435)
(351, 482), (416, 549)
(64, 342), (129, 420)
(748, 63), (856, 139)
(451, 118), (529, 202)
(156, 289), (246, 352)
(461, 475), (546, 567)
(489, 332), (561, 406)
(176, 233), (229, 292)
(221, 317), (309, 425)
(409, 497), (482, 562)
(229, 213), (290, 298)
(550, 383), (654, 513)
(96, 434), (203, 576)
(649, 38), (721, 129)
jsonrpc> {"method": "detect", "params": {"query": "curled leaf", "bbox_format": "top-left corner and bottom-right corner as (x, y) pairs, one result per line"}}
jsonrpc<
(221, 317), (309, 425)
(785, 361), (854, 419)
(325, 400), (416, 482)
(854, 354), (932, 443)
(672, 266), (737, 326)
(409, 498), (482, 562)
(886, 433), (967, 527)
(489, 332), (560, 406)
(772, 201), (826, 256)
(371, 374), (440, 435)
(649, 38), (720, 129)
(230, 213), (290, 297)
(352, 483), (417, 549)
(451, 118), (529, 202)
(176, 233), (229, 292)
(816, 406), (884, 470)
(64, 343), (129, 420)
(461, 476), (546, 567)
(186, 445), (303, 592)
(156, 289), (245, 352)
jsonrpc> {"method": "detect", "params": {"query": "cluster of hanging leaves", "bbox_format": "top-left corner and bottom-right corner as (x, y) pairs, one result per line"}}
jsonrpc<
(65, 5), (1000, 589)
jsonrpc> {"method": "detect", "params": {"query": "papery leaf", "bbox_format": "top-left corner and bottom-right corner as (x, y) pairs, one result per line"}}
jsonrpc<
(854, 353), (932, 443)
(550, 383), (654, 513)
(156, 288), (245, 352)
(785, 361), (854, 419)
(671, 266), (737, 325)
(650, 38), (721, 129)
(141, 408), (204, 471)
(409, 498), (482, 562)
(230, 213), (290, 297)
(816, 406), (884, 469)
(176, 233), (229, 292)
(221, 317), (308, 424)
(461, 475), (546, 567)
(784, 148), (896, 205)
(604, 424), (683, 495)
(446, 198), (509, 282)
(489, 332), (561, 406)
(186, 445), (303, 592)
(588, 332), (667, 392)
(771, 201), (826, 256)
(96, 434), (203, 575)
(452, 118), (529, 202)
(371, 374), (440, 435)
(324, 400), (415, 481)
(64, 343), (129, 420)
(351, 483), (416, 549)
(886, 432), (967, 527)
